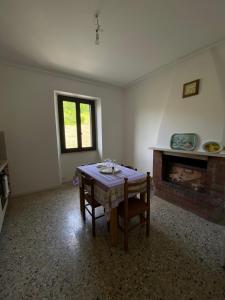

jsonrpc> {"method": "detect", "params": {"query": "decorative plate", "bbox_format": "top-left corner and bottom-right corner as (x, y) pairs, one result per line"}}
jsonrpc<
(96, 163), (106, 168)
(170, 133), (198, 151)
(99, 167), (120, 174)
(202, 141), (223, 153)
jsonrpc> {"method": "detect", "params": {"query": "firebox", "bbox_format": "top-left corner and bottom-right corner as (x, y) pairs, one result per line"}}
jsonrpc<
(162, 154), (208, 193)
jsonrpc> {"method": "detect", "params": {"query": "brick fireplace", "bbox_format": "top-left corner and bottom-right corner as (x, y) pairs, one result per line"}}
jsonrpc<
(153, 149), (225, 221)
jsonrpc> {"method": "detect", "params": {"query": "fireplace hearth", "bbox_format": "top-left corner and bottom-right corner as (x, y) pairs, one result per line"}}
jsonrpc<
(153, 149), (225, 221)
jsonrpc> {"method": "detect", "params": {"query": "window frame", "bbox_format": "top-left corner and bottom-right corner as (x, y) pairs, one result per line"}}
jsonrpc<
(58, 95), (97, 153)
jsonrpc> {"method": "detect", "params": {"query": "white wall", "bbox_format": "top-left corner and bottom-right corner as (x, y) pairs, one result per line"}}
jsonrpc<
(124, 43), (225, 174)
(0, 63), (124, 195)
(210, 43), (225, 144)
(157, 50), (225, 148)
(124, 68), (172, 173)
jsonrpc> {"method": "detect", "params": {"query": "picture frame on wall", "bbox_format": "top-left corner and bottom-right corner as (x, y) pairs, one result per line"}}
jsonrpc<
(182, 79), (200, 98)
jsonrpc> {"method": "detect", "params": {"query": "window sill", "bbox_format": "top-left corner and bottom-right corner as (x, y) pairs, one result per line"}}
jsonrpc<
(61, 147), (97, 154)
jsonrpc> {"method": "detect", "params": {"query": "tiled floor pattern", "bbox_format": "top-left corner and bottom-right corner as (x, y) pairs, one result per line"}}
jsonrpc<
(0, 183), (225, 299)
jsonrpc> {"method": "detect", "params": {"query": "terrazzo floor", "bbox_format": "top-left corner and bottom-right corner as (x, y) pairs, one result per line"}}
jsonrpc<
(0, 183), (225, 300)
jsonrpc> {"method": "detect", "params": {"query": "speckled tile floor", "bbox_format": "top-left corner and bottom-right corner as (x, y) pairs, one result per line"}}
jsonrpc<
(0, 183), (225, 300)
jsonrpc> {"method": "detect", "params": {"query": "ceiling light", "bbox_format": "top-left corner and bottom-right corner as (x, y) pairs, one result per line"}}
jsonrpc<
(95, 13), (102, 45)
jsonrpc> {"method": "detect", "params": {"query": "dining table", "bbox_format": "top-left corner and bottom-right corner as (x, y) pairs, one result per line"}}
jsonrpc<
(76, 163), (146, 246)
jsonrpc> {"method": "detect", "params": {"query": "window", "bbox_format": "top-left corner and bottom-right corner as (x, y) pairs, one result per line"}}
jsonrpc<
(58, 95), (96, 153)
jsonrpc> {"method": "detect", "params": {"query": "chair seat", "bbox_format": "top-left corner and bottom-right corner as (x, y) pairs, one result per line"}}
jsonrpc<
(118, 197), (148, 219)
(85, 193), (102, 208)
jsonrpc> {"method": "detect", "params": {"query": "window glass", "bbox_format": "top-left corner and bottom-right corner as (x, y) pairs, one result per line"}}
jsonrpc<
(80, 103), (92, 148)
(63, 101), (77, 149)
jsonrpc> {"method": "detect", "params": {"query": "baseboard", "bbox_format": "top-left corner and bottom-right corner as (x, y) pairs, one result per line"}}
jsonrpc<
(11, 184), (63, 199)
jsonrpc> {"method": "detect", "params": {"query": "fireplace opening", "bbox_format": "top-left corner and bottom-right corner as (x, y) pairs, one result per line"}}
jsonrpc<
(162, 154), (208, 193)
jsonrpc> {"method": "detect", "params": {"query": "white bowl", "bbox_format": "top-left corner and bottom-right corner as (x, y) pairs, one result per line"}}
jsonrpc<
(99, 167), (120, 174)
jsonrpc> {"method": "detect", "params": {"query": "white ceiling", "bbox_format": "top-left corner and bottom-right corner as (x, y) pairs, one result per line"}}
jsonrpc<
(1, 0), (225, 86)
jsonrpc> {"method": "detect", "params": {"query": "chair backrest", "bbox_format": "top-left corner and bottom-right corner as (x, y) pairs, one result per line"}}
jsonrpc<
(80, 162), (99, 166)
(120, 164), (137, 171)
(124, 172), (150, 215)
(81, 173), (95, 199)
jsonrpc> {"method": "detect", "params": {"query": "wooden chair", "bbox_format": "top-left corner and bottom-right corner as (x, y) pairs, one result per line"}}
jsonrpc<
(80, 173), (104, 236)
(80, 162), (100, 166)
(118, 172), (150, 251)
(120, 164), (137, 171)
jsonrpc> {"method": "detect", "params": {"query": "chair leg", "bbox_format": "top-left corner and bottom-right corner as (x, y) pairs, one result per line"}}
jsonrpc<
(124, 219), (128, 252)
(107, 221), (110, 232)
(92, 207), (96, 237)
(146, 210), (150, 237)
(80, 188), (85, 221)
(82, 204), (86, 221)
(139, 213), (145, 225)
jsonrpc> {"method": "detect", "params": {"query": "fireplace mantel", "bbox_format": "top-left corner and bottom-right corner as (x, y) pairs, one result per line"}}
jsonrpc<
(149, 147), (225, 158)
(152, 148), (225, 221)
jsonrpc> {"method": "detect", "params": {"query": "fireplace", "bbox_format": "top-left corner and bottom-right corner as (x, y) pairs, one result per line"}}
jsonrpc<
(162, 154), (208, 193)
(153, 149), (225, 221)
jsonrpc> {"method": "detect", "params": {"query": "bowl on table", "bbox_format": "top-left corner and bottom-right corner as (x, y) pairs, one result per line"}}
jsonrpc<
(99, 167), (120, 174)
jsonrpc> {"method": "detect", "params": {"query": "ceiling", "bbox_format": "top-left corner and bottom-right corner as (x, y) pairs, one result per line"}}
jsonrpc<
(1, 0), (225, 86)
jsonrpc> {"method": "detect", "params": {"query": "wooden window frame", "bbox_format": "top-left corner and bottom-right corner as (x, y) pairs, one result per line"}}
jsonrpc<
(58, 95), (97, 153)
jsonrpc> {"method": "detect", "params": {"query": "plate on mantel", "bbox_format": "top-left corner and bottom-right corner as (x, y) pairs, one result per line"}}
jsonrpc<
(170, 133), (198, 151)
(202, 141), (223, 153)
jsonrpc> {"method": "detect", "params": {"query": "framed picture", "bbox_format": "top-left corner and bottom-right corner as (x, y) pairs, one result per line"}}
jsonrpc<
(182, 79), (200, 98)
